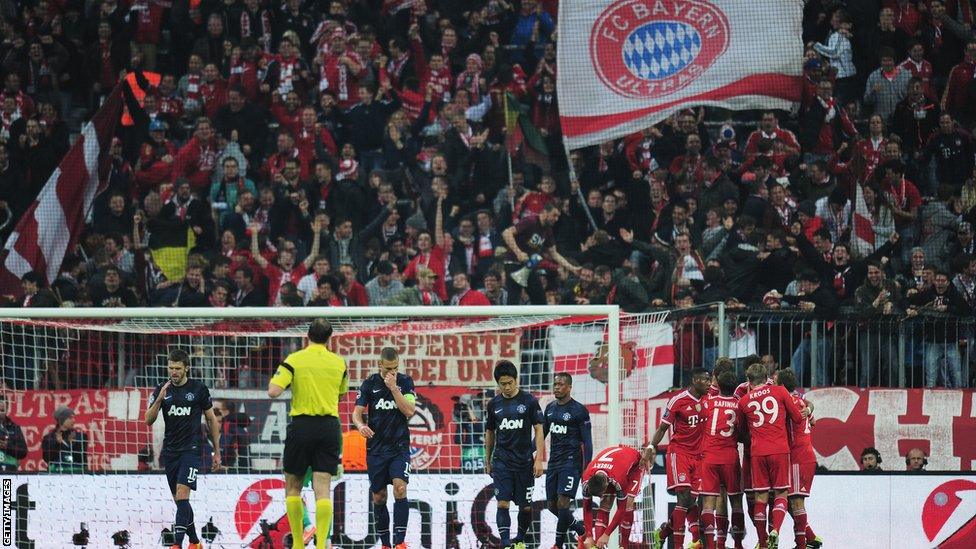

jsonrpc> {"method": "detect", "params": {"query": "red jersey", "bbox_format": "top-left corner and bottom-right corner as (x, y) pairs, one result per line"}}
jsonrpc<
(700, 395), (744, 465)
(787, 392), (816, 465)
(738, 384), (805, 457)
(581, 445), (643, 500)
(661, 390), (704, 456)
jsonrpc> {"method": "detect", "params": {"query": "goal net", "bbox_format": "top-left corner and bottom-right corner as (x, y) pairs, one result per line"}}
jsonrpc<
(0, 306), (672, 548)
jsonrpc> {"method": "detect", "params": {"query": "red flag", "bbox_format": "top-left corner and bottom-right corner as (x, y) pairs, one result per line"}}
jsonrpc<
(0, 84), (124, 294)
(852, 182), (876, 257)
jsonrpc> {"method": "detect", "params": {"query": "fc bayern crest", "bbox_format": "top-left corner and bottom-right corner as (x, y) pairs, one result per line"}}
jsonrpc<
(590, 0), (730, 99)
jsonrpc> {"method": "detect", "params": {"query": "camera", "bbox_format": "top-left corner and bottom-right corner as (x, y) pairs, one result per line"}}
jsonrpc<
(395, 199), (414, 209)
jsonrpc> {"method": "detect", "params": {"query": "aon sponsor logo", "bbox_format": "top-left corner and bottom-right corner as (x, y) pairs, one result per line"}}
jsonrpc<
(499, 418), (524, 430)
(550, 424), (568, 435)
(375, 399), (398, 410)
(168, 405), (192, 416)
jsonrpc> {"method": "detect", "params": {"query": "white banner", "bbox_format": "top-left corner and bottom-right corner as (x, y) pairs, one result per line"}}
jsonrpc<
(3, 473), (974, 548)
(557, 0), (804, 149)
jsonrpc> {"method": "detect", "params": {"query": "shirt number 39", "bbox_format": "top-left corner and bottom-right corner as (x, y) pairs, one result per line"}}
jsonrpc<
(746, 396), (779, 428)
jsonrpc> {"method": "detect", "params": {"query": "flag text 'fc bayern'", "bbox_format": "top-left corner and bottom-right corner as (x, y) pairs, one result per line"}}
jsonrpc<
(557, 0), (804, 149)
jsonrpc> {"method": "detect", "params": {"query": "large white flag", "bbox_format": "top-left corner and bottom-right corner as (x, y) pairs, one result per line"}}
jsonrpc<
(557, 0), (804, 149)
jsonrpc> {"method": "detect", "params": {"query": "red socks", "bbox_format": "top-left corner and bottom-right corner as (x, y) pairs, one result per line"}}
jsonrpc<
(687, 503), (701, 542)
(792, 508), (808, 549)
(672, 506), (688, 547)
(702, 510), (716, 549)
(806, 522), (817, 542)
(752, 501), (768, 548)
(731, 509), (746, 548)
(594, 509), (609, 540)
(717, 513), (728, 549)
(770, 496), (788, 533)
(619, 509), (634, 549)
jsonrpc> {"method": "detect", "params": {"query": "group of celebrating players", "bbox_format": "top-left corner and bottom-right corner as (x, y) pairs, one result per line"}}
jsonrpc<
(146, 324), (821, 549)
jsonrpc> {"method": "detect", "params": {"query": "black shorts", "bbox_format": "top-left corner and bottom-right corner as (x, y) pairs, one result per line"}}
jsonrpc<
(161, 449), (202, 494)
(283, 415), (342, 476)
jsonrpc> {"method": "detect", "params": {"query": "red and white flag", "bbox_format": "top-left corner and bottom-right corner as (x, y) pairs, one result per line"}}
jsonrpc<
(0, 85), (123, 293)
(557, 0), (804, 149)
(550, 319), (673, 405)
(852, 182), (875, 257)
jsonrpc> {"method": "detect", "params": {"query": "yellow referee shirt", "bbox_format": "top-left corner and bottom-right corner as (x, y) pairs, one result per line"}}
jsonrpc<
(270, 343), (348, 417)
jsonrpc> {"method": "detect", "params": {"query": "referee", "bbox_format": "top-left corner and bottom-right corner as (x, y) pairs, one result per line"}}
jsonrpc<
(268, 319), (348, 549)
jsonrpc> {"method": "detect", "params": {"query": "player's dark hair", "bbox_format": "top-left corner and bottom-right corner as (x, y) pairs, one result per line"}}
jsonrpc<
(746, 363), (767, 385)
(380, 347), (399, 362)
(712, 357), (733, 378)
(493, 360), (518, 382)
(308, 318), (334, 343)
(588, 471), (609, 496)
(168, 349), (190, 366)
(555, 372), (573, 385)
(690, 367), (709, 380)
(777, 367), (798, 393)
(717, 371), (737, 396)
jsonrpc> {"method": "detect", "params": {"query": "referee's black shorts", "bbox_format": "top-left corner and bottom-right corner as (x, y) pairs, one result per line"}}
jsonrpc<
(283, 415), (342, 476)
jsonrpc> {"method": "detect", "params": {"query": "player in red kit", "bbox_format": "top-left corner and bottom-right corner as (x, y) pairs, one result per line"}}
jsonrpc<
(733, 356), (774, 532)
(645, 368), (710, 549)
(775, 368), (823, 549)
(738, 363), (809, 549)
(704, 359), (741, 548)
(700, 370), (746, 549)
(579, 445), (644, 549)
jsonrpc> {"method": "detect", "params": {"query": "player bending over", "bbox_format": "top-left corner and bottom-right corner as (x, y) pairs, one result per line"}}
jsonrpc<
(145, 349), (222, 549)
(485, 360), (545, 549)
(580, 445), (643, 548)
(646, 367), (710, 549)
(775, 368), (822, 549)
(353, 347), (417, 549)
(700, 371), (746, 549)
(738, 363), (809, 549)
(544, 373), (593, 549)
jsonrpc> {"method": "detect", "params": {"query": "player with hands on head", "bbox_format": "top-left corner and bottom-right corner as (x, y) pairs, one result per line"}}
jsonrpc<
(645, 367), (711, 549)
(738, 363), (810, 549)
(145, 349), (221, 549)
(580, 445), (644, 549)
(352, 347), (417, 549)
(484, 360), (545, 549)
(543, 373), (593, 549)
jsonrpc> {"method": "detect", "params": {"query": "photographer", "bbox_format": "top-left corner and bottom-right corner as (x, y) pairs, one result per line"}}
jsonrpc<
(0, 394), (27, 472)
(41, 406), (88, 473)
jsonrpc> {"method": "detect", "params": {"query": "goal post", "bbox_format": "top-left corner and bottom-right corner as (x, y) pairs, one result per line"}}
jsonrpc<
(0, 305), (673, 547)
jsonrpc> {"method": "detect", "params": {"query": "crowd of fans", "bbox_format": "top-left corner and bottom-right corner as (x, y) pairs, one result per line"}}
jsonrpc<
(0, 1), (975, 388)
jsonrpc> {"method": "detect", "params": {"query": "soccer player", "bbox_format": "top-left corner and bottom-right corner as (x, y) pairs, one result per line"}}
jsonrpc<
(485, 360), (545, 549)
(352, 347), (417, 549)
(144, 349), (221, 549)
(269, 319), (349, 549)
(738, 363), (808, 549)
(543, 373), (593, 549)
(580, 445), (644, 549)
(646, 367), (710, 549)
(733, 355), (773, 533)
(776, 368), (823, 549)
(705, 358), (743, 548)
(700, 370), (746, 549)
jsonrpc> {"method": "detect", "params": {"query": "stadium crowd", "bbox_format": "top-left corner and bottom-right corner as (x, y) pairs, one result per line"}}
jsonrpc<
(0, 0), (975, 387)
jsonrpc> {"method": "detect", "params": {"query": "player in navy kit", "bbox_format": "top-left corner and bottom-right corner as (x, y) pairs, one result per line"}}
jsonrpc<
(485, 360), (545, 549)
(544, 373), (593, 549)
(352, 347), (417, 549)
(144, 349), (221, 549)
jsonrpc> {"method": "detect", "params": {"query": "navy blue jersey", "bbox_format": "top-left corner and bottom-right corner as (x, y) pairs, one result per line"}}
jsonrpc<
(355, 373), (416, 454)
(150, 379), (213, 453)
(544, 398), (592, 468)
(485, 390), (543, 468)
